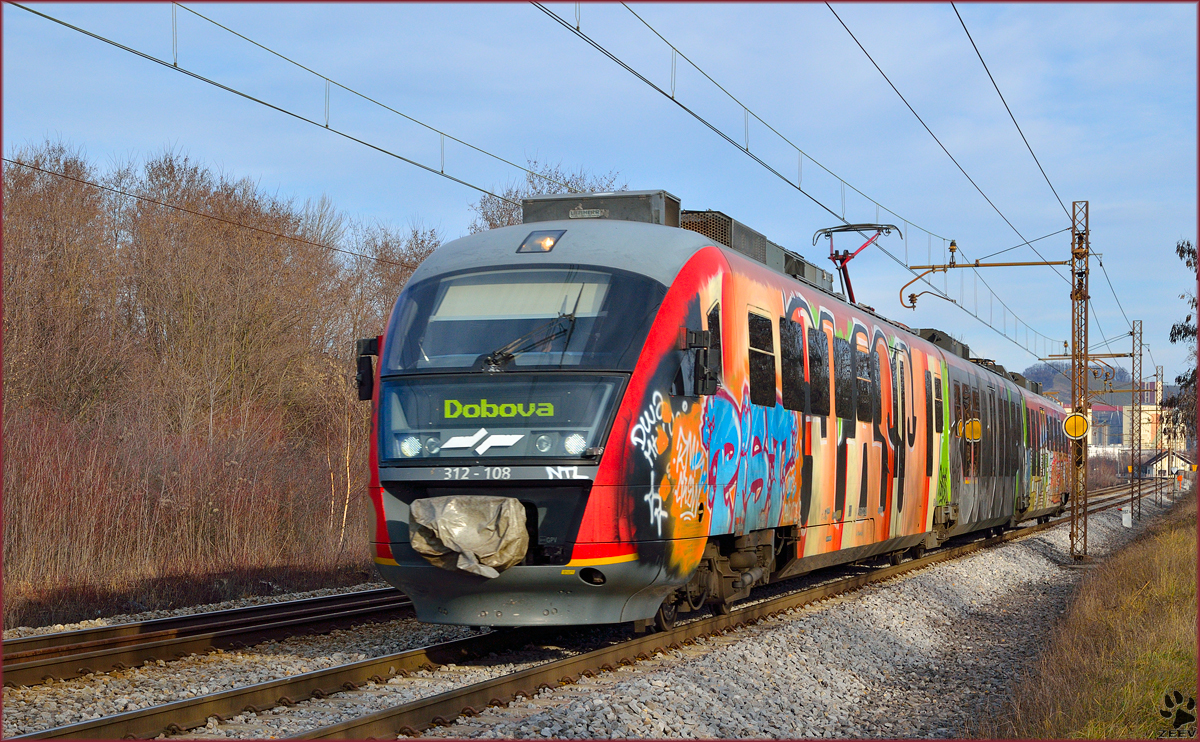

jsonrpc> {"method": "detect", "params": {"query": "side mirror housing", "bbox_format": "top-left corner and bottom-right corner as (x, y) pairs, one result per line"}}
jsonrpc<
(355, 356), (375, 401)
(355, 337), (379, 402)
(693, 348), (719, 396)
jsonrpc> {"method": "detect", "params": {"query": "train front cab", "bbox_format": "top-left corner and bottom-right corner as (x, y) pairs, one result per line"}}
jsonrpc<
(364, 221), (719, 626)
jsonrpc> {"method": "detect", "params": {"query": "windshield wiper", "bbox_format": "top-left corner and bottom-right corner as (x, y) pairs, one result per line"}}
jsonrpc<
(481, 287), (584, 372)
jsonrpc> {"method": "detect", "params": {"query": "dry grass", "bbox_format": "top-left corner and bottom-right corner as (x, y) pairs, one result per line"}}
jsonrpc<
(981, 488), (1198, 739)
(1, 406), (378, 627)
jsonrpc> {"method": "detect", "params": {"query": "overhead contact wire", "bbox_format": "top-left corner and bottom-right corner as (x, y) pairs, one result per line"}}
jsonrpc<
(953, 3), (1136, 341)
(8, 2), (519, 206)
(825, 3), (1068, 286)
(173, 3), (574, 194)
(542, 2), (1064, 355)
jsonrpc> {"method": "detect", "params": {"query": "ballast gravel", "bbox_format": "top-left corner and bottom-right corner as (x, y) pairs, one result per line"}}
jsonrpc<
(421, 495), (1179, 739)
(3, 491), (1181, 739)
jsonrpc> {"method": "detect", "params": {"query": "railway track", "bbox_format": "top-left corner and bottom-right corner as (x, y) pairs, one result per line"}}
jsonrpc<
(288, 485), (1143, 740)
(2, 588), (413, 687)
(9, 482), (1155, 740)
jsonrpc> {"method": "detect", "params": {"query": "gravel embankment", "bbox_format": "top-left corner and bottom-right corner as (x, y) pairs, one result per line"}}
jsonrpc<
(420, 496), (1177, 739)
(2, 582), (390, 640)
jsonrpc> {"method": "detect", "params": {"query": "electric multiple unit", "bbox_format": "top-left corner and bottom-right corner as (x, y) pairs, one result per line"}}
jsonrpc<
(356, 190), (1070, 628)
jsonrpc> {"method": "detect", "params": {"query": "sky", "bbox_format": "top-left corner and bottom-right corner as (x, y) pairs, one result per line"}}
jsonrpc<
(4, 2), (1197, 385)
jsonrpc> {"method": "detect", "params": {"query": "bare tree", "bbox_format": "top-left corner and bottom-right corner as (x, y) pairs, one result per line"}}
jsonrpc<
(468, 156), (626, 233)
(1164, 239), (1196, 439)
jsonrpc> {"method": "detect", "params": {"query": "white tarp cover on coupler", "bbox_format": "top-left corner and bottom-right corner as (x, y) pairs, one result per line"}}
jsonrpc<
(409, 495), (529, 578)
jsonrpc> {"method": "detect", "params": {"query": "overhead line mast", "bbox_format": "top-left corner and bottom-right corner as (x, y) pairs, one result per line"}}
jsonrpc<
(1131, 320), (1143, 520)
(1068, 201), (1090, 559)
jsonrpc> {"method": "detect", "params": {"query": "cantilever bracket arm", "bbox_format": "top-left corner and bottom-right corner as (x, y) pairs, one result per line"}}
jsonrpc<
(899, 267), (959, 310)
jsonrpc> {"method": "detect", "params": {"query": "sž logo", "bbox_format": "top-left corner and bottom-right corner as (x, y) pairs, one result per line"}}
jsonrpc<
(444, 399), (554, 418)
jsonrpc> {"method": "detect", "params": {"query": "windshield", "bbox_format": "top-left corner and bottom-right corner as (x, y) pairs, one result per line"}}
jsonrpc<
(383, 265), (666, 373)
(378, 374), (624, 462)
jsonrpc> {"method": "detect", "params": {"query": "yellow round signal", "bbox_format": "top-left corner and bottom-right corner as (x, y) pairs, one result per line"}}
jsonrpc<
(1063, 412), (1089, 440)
(964, 418), (982, 442)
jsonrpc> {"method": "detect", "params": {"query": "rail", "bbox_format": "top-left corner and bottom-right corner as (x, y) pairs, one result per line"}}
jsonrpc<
(3, 588), (412, 687)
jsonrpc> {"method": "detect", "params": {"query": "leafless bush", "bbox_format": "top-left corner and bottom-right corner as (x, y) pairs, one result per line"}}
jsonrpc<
(1089, 455), (1124, 489)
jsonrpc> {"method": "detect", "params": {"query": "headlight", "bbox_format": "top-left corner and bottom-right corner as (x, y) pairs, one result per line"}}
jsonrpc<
(399, 436), (422, 457)
(564, 434), (587, 455)
(424, 437), (442, 454)
(535, 434), (554, 453)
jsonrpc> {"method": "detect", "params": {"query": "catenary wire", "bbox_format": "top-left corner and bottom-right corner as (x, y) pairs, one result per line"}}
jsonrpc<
(173, 3), (574, 195)
(8, 2), (519, 207)
(952, 2), (1136, 340)
(3, 158), (413, 268)
(19, 1), (1076, 368)
(951, 2), (1069, 222)
(976, 227), (1070, 261)
(825, 3), (1069, 286)
(618, 2), (945, 246)
(537, 2), (1065, 358)
(618, 1), (1065, 351)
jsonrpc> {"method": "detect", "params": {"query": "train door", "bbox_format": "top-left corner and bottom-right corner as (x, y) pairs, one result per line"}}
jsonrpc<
(806, 322), (832, 527)
(871, 332), (894, 542)
(889, 348), (913, 538)
(951, 377), (965, 495)
(741, 310), (777, 535)
(849, 325), (876, 547)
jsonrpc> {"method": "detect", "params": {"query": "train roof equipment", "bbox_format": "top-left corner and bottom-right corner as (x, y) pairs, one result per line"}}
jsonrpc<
(813, 223), (902, 305)
(521, 190), (835, 292)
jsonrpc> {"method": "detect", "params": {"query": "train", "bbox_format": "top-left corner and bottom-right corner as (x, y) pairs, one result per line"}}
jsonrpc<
(355, 190), (1070, 629)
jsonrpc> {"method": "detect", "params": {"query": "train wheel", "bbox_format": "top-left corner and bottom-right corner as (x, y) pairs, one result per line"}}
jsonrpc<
(713, 600), (732, 616)
(654, 599), (678, 632)
(912, 543), (926, 560)
(888, 550), (904, 566)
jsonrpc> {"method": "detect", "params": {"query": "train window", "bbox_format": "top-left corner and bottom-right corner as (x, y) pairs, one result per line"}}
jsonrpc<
(872, 353), (883, 424)
(748, 313), (776, 407)
(780, 317), (807, 412)
(988, 390), (996, 477)
(807, 327), (831, 416)
(707, 304), (723, 382)
(385, 266), (667, 372)
(1007, 399), (1015, 475)
(999, 399), (1007, 475)
(934, 376), (944, 434)
(855, 342), (873, 422)
(1004, 400), (1013, 475)
(971, 387), (981, 477)
(1012, 401), (1020, 474)
(925, 371), (934, 477)
(952, 381), (961, 434)
(834, 337), (854, 421)
(1032, 409), (1040, 477)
